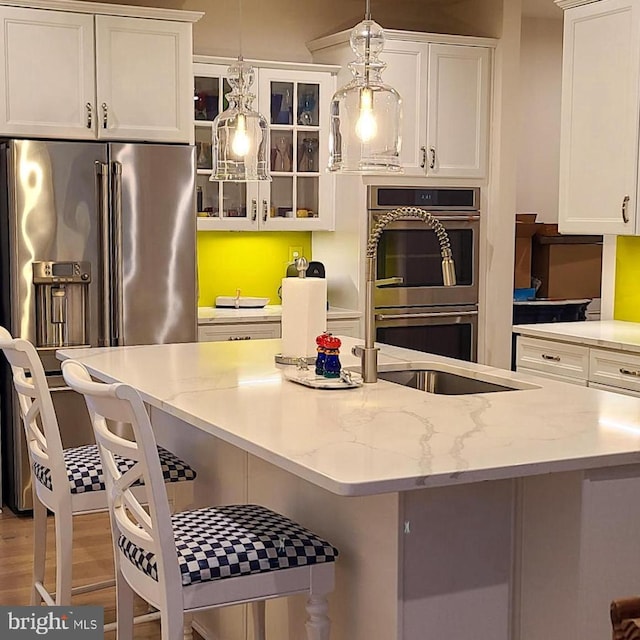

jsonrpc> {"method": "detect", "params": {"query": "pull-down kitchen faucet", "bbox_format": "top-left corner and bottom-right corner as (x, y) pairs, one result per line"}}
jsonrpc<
(353, 206), (457, 383)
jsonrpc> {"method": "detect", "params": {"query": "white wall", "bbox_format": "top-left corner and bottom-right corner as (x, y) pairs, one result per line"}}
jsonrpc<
(516, 16), (563, 223)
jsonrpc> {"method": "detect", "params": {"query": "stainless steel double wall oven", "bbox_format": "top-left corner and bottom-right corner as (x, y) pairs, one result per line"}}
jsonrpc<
(368, 186), (480, 362)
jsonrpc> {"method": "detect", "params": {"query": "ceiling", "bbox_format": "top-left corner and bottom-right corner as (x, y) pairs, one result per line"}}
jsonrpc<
(522, 0), (563, 19)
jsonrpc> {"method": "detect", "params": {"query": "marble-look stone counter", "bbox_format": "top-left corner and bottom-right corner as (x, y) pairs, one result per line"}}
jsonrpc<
(56, 338), (640, 640)
(198, 305), (361, 325)
(513, 319), (640, 353)
(58, 337), (640, 496)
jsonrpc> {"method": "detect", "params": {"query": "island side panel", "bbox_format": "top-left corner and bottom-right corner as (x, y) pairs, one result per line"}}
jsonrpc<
(400, 480), (515, 640)
(247, 454), (402, 640)
(517, 466), (640, 640)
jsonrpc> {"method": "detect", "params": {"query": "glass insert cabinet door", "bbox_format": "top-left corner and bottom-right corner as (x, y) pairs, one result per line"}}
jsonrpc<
(257, 68), (333, 230)
(194, 61), (334, 231)
(194, 62), (256, 230)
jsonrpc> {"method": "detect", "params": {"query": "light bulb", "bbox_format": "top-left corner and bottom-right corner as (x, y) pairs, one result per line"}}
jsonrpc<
(232, 114), (250, 156)
(355, 87), (377, 142)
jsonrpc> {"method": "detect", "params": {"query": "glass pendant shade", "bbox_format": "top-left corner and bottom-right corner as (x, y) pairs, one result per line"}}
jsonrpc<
(211, 58), (270, 182)
(328, 19), (403, 174)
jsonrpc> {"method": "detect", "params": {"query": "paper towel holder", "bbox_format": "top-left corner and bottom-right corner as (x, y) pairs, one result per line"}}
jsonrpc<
(275, 256), (321, 365)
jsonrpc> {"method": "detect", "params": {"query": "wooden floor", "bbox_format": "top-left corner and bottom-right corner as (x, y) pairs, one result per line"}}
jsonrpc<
(0, 505), (203, 639)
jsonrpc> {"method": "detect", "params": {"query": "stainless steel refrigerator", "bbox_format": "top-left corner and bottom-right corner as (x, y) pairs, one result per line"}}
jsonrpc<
(0, 139), (197, 512)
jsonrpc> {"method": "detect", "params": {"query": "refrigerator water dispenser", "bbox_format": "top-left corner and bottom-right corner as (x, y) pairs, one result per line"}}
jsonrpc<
(33, 261), (91, 348)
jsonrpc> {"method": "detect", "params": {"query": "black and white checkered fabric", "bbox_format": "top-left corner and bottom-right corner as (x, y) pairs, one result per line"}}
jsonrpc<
(118, 503), (338, 586)
(33, 444), (196, 494)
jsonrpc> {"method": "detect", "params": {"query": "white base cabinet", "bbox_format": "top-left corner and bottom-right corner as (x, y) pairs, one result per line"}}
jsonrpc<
(198, 317), (360, 343)
(557, 0), (640, 234)
(0, 1), (199, 142)
(515, 334), (640, 395)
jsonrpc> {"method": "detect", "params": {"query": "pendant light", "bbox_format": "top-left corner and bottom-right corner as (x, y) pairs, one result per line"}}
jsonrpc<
(210, 0), (270, 182)
(328, 0), (403, 174)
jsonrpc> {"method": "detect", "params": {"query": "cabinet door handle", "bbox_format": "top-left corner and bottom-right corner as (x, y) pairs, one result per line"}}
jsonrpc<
(251, 198), (257, 222)
(429, 147), (436, 170)
(541, 353), (561, 362)
(262, 199), (268, 222)
(420, 146), (426, 169)
(86, 103), (93, 129)
(102, 103), (109, 129)
(620, 367), (640, 377)
(622, 195), (630, 223)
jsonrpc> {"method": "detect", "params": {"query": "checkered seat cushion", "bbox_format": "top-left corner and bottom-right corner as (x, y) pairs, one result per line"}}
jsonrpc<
(33, 444), (196, 494)
(118, 503), (339, 586)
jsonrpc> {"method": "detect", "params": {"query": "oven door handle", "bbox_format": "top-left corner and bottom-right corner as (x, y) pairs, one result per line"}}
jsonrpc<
(431, 215), (480, 222)
(376, 310), (479, 321)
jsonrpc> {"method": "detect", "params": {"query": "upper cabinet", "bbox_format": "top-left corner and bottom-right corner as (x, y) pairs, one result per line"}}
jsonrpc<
(557, 0), (640, 235)
(0, 1), (201, 143)
(194, 57), (337, 232)
(308, 30), (495, 179)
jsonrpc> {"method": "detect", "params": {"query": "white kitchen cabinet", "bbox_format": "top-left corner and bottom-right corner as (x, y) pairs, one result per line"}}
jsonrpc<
(198, 322), (281, 342)
(326, 318), (360, 338)
(0, 6), (95, 139)
(194, 57), (337, 232)
(308, 30), (494, 179)
(0, 2), (198, 142)
(557, 0), (640, 234)
(95, 15), (193, 142)
(515, 332), (640, 395)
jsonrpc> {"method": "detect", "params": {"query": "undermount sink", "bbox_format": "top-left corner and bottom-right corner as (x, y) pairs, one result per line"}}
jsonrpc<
(376, 368), (523, 395)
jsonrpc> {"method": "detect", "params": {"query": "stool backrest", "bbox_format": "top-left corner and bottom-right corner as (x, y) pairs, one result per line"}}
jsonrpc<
(0, 326), (68, 501)
(61, 359), (182, 600)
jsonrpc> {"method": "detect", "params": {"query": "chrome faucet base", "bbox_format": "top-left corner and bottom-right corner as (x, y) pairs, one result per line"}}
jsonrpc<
(352, 344), (379, 383)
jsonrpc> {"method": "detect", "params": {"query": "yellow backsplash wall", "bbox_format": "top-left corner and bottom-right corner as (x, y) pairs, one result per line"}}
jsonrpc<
(197, 232), (312, 307)
(615, 236), (640, 321)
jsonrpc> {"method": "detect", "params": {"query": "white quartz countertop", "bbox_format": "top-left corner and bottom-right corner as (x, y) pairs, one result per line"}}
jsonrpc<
(198, 305), (361, 324)
(57, 337), (640, 497)
(513, 320), (640, 354)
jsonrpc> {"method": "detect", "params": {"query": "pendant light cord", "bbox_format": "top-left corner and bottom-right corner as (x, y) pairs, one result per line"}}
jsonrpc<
(364, 0), (371, 85)
(238, 0), (243, 60)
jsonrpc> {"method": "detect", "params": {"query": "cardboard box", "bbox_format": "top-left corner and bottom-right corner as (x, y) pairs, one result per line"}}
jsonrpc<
(532, 233), (603, 299)
(514, 214), (539, 289)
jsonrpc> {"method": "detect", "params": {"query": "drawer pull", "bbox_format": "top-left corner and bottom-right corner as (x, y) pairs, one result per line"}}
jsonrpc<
(228, 336), (252, 341)
(619, 367), (640, 377)
(541, 354), (561, 362)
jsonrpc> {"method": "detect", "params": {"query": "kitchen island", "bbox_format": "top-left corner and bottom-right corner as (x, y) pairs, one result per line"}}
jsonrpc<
(57, 337), (640, 640)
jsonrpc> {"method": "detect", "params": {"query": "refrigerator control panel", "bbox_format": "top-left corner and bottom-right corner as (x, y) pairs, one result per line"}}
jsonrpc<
(32, 261), (91, 284)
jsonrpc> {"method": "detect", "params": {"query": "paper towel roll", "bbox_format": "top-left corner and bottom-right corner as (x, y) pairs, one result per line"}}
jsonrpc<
(281, 277), (327, 358)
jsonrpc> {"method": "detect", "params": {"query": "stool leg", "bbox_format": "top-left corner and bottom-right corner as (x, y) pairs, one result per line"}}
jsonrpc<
(182, 613), (193, 640)
(54, 505), (73, 605)
(305, 594), (330, 640)
(252, 601), (266, 640)
(115, 570), (134, 640)
(31, 494), (47, 605)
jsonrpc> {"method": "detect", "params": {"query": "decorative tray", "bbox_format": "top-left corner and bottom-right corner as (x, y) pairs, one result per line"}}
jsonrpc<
(283, 368), (363, 390)
(215, 296), (270, 308)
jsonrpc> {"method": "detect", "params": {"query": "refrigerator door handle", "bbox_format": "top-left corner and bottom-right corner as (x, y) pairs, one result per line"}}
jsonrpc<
(95, 161), (111, 346)
(111, 161), (124, 346)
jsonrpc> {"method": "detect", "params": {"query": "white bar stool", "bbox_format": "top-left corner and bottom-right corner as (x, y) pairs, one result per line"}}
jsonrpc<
(0, 327), (196, 630)
(62, 358), (337, 640)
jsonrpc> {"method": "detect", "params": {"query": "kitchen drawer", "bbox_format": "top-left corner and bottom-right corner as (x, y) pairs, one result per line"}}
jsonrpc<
(198, 323), (281, 342)
(517, 366), (588, 386)
(589, 348), (640, 393)
(326, 318), (360, 338)
(515, 336), (589, 381)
